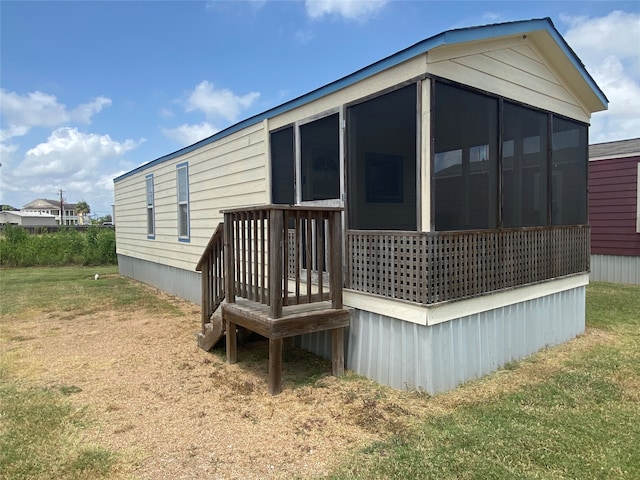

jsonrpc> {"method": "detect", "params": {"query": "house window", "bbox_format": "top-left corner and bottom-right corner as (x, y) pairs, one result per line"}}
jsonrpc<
(434, 82), (498, 230)
(347, 84), (417, 230)
(502, 102), (548, 227)
(269, 112), (341, 207)
(146, 174), (155, 239)
(270, 127), (295, 205)
(300, 113), (340, 202)
(551, 117), (588, 225)
(176, 162), (190, 241)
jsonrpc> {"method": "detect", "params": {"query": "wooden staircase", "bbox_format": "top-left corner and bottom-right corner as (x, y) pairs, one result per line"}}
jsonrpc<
(197, 313), (224, 351)
(196, 206), (349, 395)
(195, 222), (225, 351)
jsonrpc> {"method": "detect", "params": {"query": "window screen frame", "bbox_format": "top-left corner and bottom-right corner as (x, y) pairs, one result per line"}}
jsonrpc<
(346, 82), (420, 231)
(268, 108), (344, 208)
(176, 162), (190, 242)
(431, 77), (590, 232)
(432, 80), (499, 231)
(296, 108), (343, 207)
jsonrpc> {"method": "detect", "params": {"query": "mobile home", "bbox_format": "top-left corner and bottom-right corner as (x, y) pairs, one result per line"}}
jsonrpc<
(114, 18), (608, 394)
(589, 138), (640, 284)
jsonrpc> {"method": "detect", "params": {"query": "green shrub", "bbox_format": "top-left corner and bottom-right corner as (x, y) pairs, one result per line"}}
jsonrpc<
(0, 225), (117, 267)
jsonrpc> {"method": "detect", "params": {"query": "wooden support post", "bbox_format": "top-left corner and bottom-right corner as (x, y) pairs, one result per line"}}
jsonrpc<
(330, 210), (343, 309)
(269, 209), (283, 319)
(268, 338), (283, 395)
(331, 328), (344, 377)
(226, 320), (237, 364)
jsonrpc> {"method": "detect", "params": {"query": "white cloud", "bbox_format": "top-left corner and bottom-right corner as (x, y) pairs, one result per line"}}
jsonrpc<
(161, 122), (219, 147)
(71, 96), (112, 124)
(561, 11), (640, 142)
(185, 81), (260, 123)
(305, 0), (388, 21)
(1, 127), (143, 211)
(0, 89), (112, 131)
(16, 127), (142, 179)
(0, 90), (113, 156)
(161, 81), (260, 146)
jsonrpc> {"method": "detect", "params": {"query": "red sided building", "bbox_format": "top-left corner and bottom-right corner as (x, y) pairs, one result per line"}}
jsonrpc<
(589, 138), (640, 284)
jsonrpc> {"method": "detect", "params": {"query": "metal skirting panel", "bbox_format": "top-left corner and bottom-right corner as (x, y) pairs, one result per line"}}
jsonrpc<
(590, 254), (640, 285)
(117, 254), (201, 304)
(297, 286), (585, 395)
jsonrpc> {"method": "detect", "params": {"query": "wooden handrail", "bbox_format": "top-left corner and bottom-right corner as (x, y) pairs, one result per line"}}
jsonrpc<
(222, 205), (344, 319)
(196, 222), (225, 332)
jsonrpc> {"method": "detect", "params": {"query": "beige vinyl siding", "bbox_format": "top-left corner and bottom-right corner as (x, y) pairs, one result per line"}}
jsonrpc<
(426, 35), (590, 123)
(115, 121), (268, 271)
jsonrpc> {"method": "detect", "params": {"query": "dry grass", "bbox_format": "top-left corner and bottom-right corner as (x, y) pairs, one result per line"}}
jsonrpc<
(1, 276), (620, 480)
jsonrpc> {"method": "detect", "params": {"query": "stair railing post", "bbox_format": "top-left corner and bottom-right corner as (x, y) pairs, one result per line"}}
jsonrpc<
(330, 209), (343, 309)
(224, 212), (236, 304)
(201, 257), (209, 333)
(269, 207), (284, 318)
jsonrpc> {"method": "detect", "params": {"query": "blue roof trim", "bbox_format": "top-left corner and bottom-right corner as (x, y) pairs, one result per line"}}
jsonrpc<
(114, 17), (607, 183)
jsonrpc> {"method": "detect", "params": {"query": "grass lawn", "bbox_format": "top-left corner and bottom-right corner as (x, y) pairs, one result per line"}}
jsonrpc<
(0, 266), (183, 480)
(329, 282), (640, 479)
(1, 267), (638, 479)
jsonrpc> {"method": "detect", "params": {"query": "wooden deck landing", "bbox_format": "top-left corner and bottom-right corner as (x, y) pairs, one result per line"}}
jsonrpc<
(222, 300), (350, 395)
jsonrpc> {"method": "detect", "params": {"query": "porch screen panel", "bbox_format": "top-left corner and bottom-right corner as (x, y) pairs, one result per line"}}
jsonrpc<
(348, 84), (417, 230)
(300, 114), (340, 201)
(502, 103), (548, 227)
(270, 127), (295, 205)
(434, 82), (498, 231)
(551, 117), (588, 225)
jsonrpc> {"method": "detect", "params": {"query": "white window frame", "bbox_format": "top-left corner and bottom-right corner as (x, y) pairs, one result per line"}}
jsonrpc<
(176, 162), (190, 242)
(146, 173), (155, 239)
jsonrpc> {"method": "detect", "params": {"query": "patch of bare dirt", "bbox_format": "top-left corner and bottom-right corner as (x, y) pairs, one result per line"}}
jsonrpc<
(1, 284), (616, 479)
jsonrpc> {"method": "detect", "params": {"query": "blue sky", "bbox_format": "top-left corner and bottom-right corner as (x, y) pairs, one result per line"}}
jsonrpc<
(1, 1), (639, 217)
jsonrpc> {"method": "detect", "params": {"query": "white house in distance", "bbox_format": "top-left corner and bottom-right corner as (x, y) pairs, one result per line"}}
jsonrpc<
(114, 18), (607, 395)
(21, 198), (80, 225)
(0, 210), (57, 227)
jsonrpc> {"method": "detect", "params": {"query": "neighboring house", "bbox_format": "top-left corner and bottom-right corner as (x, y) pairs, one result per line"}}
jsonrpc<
(0, 210), (57, 227)
(589, 138), (640, 284)
(114, 18), (607, 395)
(22, 198), (79, 225)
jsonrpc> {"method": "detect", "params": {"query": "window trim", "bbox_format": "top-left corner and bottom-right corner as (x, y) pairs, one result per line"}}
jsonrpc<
(145, 173), (155, 240)
(176, 162), (190, 242)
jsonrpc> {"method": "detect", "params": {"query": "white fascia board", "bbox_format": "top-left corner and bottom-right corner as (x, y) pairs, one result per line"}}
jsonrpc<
(589, 152), (640, 162)
(343, 273), (589, 326)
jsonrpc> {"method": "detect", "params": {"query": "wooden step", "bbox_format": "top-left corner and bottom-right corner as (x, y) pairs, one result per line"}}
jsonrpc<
(197, 314), (224, 351)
